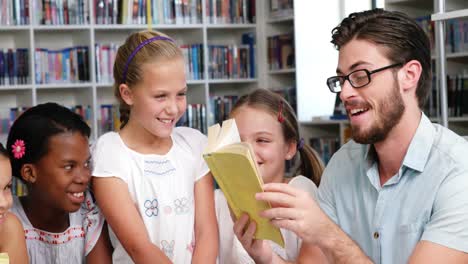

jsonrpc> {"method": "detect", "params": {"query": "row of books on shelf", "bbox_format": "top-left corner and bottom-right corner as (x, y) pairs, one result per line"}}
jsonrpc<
(96, 0), (203, 25)
(416, 16), (468, 54)
(0, 107), (26, 134)
(177, 103), (207, 133)
(95, 43), (117, 84)
(205, 88), (296, 130)
(0, 0), (30, 25)
(208, 33), (255, 79)
(267, 32), (294, 71)
(1, 33), (253, 86)
(180, 44), (204, 81)
(309, 136), (340, 165)
(0, 48), (29, 86)
(208, 95), (238, 125)
(424, 74), (468, 118)
(446, 75), (468, 117)
(99, 103), (209, 135)
(0, 105), (91, 134)
(1, 0), (258, 26)
(37, 0), (89, 25)
(206, 0), (255, 24)
(34, 46), (90, 84)
(208, 44), (252, 79)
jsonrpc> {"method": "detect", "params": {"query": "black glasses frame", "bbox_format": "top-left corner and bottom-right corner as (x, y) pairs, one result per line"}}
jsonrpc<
(326, 62), (403, 93)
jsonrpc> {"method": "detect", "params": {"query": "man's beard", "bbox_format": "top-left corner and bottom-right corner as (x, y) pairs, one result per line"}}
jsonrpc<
(351, 82), (405, 144)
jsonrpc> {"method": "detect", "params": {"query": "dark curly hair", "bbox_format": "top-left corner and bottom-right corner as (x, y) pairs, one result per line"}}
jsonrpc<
(6, 102), (90, 180)
(331, 8), (431, 109)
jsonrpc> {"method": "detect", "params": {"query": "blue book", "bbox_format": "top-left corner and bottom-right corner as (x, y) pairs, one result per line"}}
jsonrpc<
(241, 32), (255, 78)
(192, 45), (199, 80)
(0, 51), (4, 85)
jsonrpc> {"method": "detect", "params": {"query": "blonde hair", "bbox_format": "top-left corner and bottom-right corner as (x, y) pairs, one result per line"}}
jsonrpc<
(230, 89), (324, 186)
(113, 30), (183, 129)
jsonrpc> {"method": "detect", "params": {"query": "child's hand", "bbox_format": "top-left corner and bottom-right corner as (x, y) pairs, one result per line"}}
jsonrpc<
(233, 213), (273, 264)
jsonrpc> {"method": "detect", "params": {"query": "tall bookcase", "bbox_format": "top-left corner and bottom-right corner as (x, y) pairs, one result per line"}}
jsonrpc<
(386, 0), (468, 136)
(0, 0), (260, 145)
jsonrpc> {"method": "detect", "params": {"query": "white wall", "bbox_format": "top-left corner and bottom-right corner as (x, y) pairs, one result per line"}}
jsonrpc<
(295, 0), (371, 121)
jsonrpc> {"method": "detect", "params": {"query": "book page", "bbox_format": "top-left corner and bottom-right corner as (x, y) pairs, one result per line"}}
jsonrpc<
(215, 119), (241, 150)
(205, 123), (221, 153)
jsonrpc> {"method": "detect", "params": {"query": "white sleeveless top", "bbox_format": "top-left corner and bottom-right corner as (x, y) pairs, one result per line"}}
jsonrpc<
(10, 191), (104, 264)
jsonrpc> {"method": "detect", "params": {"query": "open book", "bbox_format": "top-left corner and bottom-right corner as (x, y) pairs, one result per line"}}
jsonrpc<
(203, 119), (285, 247)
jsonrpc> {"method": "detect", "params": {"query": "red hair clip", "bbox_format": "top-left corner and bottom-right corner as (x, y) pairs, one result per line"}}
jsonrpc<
(278, 101), (284, 123)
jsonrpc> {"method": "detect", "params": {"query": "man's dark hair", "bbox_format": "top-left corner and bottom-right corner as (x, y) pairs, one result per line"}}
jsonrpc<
(331, 8), (431, 109)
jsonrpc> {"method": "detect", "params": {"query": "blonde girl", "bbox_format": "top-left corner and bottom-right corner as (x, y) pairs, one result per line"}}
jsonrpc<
(92, 30), (218, 264)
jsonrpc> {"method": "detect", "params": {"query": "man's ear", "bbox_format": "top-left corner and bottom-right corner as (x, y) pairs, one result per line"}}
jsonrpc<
(21, 164), (37, 184)
(399, 59), (422, 94)
(119, 84), (134, 106)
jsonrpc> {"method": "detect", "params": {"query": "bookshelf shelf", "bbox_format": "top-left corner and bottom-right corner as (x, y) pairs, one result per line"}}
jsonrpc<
(206, 24), (256, 29)
(96, 83), (113, 88)
(34, 25), (91, 30)
(448, 117), (468, 122)
(431, 8), (468, 21)
(0, 85), (33, 90)
(36, 83), (94, 89)
(301, 119), (349, 126)
(268, 68), (295, 74)
(208, 78), (257, 84)
(0, 26), (31, 31)
(93, 24), (204, 30)
(267, 15), (294, 24)
(432, 51), (468, 60)
(187, 80), (206, 85)
(430, 116), (468, 122)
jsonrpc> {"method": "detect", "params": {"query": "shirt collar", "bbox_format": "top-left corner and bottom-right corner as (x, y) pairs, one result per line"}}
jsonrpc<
(402, 113), (435, 172)
(364, 112), (435, 173)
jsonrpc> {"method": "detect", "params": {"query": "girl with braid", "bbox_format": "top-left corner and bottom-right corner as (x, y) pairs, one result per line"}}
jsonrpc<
(215, 89), (328, 263)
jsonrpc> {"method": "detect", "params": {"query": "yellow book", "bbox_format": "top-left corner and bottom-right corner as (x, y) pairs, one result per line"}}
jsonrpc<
(0, 253), (9, 264)
(203, 119), (285, 247)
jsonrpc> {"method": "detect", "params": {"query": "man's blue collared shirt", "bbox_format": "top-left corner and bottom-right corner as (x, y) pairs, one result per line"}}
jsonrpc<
(318, 113), (468, 264)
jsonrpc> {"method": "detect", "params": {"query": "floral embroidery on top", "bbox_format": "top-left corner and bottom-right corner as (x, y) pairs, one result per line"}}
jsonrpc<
(174, 198), (190, 215)
(161, 240), (175, 260)
(144, 199), (159, 217)
(24, 227), (85, 245)
(11, 139), (26, 159)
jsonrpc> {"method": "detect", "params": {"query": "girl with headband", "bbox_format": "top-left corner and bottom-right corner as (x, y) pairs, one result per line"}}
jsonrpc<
(92, 30), (218, 263)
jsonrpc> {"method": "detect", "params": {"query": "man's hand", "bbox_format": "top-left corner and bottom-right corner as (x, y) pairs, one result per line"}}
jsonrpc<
(256, 183), (332, 245)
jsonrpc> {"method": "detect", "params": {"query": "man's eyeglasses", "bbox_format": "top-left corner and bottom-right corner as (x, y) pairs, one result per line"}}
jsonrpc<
(326, 62), (403, 93)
